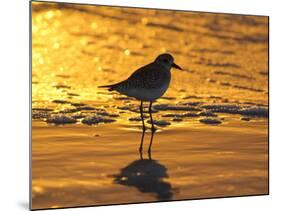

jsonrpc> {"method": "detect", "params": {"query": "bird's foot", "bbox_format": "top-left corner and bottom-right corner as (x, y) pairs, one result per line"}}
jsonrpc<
(148, 149), (152, 160)
(151, 126), (157, 132)
(139, 147), (144, 160)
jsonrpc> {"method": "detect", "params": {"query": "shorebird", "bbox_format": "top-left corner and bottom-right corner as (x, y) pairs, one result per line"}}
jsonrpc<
(99, 53), (182, 152)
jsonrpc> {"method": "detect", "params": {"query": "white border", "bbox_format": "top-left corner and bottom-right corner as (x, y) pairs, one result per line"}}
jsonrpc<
(1, 0), (280, 211)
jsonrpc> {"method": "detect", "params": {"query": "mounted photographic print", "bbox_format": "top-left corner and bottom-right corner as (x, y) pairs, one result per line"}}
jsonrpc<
(30, 0), (269, 210)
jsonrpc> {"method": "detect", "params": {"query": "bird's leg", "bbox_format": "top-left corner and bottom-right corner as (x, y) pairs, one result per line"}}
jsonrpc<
(149, 101), (156, 132)
(148, 101), (156, 156)
(140, 101), (146, 131)
(139, 101), (146, 153)
(139, 129), (145, 159)
(148, 127), (156, 158)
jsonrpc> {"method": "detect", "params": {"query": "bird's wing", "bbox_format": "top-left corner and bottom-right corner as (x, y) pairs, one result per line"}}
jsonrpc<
(124, 63), (165, 89)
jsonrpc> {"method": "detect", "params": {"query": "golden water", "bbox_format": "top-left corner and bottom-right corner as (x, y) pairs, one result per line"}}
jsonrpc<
(32, 2), (268, 209)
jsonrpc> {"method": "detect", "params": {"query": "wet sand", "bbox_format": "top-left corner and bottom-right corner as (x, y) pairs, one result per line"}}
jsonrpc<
(32, 118), (268, 209)
(31, 2), (268, 210)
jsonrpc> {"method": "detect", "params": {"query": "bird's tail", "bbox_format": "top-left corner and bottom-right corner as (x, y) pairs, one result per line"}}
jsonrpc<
(98, 81), (123, 91)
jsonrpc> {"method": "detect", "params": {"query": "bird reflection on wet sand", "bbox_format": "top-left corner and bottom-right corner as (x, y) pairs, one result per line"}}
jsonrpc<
(113, 131), (173, 200)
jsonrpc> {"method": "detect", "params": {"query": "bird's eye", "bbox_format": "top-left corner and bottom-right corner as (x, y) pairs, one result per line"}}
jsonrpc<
(163, 59), (169, 63)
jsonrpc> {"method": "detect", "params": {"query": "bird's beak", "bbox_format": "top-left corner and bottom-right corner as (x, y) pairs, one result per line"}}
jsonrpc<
(172, 62), (182, 70)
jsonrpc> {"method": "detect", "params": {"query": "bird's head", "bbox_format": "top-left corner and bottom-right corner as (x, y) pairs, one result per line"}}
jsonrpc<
(154, 53), (182, 70)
